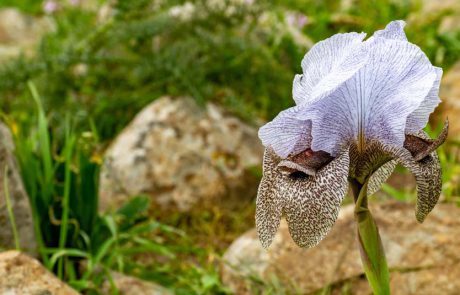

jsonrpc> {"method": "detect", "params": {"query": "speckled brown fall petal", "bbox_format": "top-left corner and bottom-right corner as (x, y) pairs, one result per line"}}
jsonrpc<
(383, 144), (441, 223)
(396, 122), (448, 222)
(256, 148), (350, 248)
(283, 149), (350, 248)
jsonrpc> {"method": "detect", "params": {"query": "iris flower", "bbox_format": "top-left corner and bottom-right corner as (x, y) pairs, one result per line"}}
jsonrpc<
(256, 20), (448, 249)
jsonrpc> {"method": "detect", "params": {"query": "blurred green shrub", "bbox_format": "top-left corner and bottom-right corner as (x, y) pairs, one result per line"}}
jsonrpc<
(2, 0), (457, 143)
(0, 0), (303, 141)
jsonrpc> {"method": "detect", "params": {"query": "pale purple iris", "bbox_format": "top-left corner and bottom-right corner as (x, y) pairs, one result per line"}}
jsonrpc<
(260, 20), (440, 158)
(256, 21), (448, 249)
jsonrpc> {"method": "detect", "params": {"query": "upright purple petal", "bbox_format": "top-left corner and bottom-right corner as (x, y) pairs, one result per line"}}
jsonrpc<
(260, 20), (440, 159)
(258, 106), (311, 158)
(406, 67), (442, 133)
(295, 37), (437, 155)
(293, 32), (367, 105)
(373, 20), (407, 41)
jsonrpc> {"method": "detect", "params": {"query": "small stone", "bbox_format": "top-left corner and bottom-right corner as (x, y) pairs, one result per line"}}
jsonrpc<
(0, 8), (54, 63)
(0, 123), (37, 255)
(101, 272), (173, 295)
(0, 250), (79, 294)
(99, 96), (263, 212)
(222, 201), (460, 294)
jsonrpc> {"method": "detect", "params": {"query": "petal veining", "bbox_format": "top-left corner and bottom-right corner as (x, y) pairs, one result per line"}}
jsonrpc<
(373, 20), (407, 41)
(295, 37), (437, 155)
(406, 67), (443, 133)
(293, 32), (367, 105)
(258, 106), (311, 158)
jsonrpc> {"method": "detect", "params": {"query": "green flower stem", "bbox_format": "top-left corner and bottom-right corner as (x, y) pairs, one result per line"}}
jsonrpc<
(351, 179), (390, 295)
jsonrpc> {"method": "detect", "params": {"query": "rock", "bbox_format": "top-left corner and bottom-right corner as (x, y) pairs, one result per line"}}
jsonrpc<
(101, 272), (173, 295)
(438, 60), (460, 139)
(0, 8), (54, 63)
(222, 201), (460, 294)
(99, 96), (263, 212)
(340, 265), (460, 295)
(0, 250), (79, 294)
(0, 123), (37, 254)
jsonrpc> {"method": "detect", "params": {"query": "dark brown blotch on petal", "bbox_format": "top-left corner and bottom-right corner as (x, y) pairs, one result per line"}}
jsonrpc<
(277, 149), (333, 176)
(404, 119), (448, 162)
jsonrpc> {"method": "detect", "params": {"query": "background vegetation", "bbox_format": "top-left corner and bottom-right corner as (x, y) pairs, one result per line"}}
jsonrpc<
(0, 0), (459, 294)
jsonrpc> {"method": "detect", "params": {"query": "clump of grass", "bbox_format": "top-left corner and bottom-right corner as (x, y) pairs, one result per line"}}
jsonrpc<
(9, 83), (183, 294)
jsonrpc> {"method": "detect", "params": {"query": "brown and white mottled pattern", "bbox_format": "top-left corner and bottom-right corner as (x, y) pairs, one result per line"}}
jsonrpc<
(391, 122), (448, 222)
(349, 121), (447, 201)
(349, 141), (393, 184)
(348, 133), (444, 223)
(283, 150), (350, 248)
(255, 149), (284, 249)
(256, 148), (349, 248)
(256, 121), (447, 248)
(367, 159), (397, 196)
(392, 146), (442, 223)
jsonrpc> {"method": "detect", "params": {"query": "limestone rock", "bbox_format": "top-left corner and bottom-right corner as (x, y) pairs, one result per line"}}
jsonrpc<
(0, 250), (79, 294)
(99, 96), (263, 212)
(0, 123), (37, 254)
(0, 8), (54, 63)
(222, 201), (460, 294)
(102, 272), (173, 295)
(340, 265), (460, 295)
